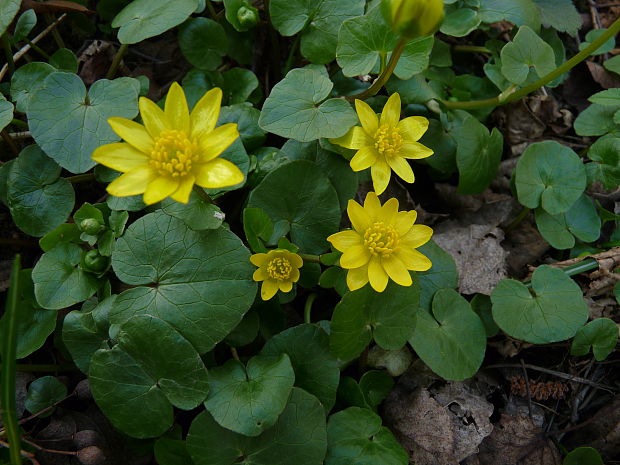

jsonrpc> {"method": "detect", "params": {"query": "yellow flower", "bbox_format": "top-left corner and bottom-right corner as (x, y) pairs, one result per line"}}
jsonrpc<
(92, 83), (244, 205)
(381, 0), (444, 39)
(250, 249), (303, 300)
(331, 93), (433, 195)
(327, 192), (432, 292)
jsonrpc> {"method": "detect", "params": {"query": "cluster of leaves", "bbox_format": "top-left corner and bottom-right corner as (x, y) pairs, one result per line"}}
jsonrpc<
(0, 0), (619, 464)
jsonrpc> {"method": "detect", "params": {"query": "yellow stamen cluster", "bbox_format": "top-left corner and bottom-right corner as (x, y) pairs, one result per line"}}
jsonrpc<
(267, 257), (292, 280)
(150, 129), (199, 177)
(374, 124), (403, 157)
(364, 222), (399, 257)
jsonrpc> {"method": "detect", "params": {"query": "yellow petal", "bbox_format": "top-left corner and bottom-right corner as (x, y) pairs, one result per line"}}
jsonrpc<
(350, 146), (379, 172)
(371, 162), (391, 195)
(197, 123), (239, 162)
(190, 87), (223, 139)
(363, 192), (382, 221)
(340, 245), (371, 269)
(170, 175), (195, 203)
(327, 230), (363, 251)
(401, 141), (434, 159)
(398, 116), (429, 142)
(401, 225), (433, 248)
(393, 210), (418, 235)
(195, 158), (244, 188)
(387, 156), (414, 183)
(380, 93), (401, 128)
(397, 247), (432, 271)
(250, 253), (269, 267)
(347, 199), (372, 232)
(143, 177), (179, 205)
(253, 267), (268, 281)
(380, 197), (399, 224)
(139, 97), (170, 138)
(290, 268), (300, 283)
(92, 143), (148, 172)
(279, 280), (293, 293)
(261, 280), (279, 300)
(284, 252), (303, 269)
(346, 265), (369, 291)
(108, 117), (154, 153)
(330, 126), (373, 150)
(165, 82), (190, 133)
(355, 99), (379, 135)
(382, 255), (412, 286)
(107, 166), (156, 197)
(368, 257), (389, 292)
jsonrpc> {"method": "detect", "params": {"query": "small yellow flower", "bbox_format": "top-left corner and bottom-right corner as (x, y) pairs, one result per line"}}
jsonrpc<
(331, 93), (433, 195)
(92, 83), (244, 205)
(327, 192), (432, 293)
(381, 0), (444, 39)
(250, 249), (303, 300)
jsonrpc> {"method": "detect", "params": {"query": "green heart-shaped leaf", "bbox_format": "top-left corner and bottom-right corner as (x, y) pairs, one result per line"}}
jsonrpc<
(570, 318), (618, 361)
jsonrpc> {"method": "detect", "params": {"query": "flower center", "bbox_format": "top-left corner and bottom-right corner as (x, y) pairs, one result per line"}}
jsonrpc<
(374, 124), (403, 157)
(364, 222), (399, 256)
(267, 257), (292, 280)
(149, 130), (199, 178)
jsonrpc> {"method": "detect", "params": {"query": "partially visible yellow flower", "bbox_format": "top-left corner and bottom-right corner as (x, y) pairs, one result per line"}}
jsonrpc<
(327, 192), (432, 292)
(331, 93), (433, 195)
(92, 83), (244, 205)
(381, 0), (444, 39)
(250, 249), (303, 300)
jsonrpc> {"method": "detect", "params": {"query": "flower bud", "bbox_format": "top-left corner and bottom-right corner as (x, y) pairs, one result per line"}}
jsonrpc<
(381, 0), (444, 39)
(81, 250), (109, 273)
(237, 5), (259, 29)
(79, 218), (104, 235)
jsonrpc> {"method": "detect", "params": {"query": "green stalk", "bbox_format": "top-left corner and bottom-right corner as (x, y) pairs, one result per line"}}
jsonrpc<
(206, 0), (218, 19)
(106, 44), (129, 80)
(283, 34), (301, 75)
(346, 37), (408, 102)
(298, 253), (321, 263)
(66, 173), (95, 184)
(441, 17), (620, 110)
(1, 34), (14, 75)
(453, 45), (492, 54)
(192, 185), (214, 204)
(524, 258), (599, 287)
(1, 255), (23, 465)
(303, 293), (317, 324)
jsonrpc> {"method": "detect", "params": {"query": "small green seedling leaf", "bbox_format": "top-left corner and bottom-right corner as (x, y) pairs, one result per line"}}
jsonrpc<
(25, 376), (67, 417)
(501, 26), (556, 85)
(563, 447), (604, 465)
(570, 318), (618, 361)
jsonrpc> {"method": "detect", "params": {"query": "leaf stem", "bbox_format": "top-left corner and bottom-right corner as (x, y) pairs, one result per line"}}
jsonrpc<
(66, 173), (95, 184)
(303, 293), (316, 324)
(1, 255), (23, 465)
(106, 43), (129, 80)
(503, 207), (531, 234)
(283, 34), (301, 75)
(346, 36), (409, 102)
(299, 253), (321, 263)
(452, 44), (492, 54)
(441, 16), (620, 110)
(1, 34), (14, 75)
(10, 119), (28, 129)
(44, 13), (65, 49)
(24, 39), (50, 59)
(193, 186), (214, 204)
(206, 0), (218, 19)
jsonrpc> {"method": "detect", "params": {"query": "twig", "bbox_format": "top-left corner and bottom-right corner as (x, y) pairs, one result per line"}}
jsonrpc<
(520, 359), (533, 419)
(21, 438), (77, 456)
(486, 363), (617, 392)
(0, 440), (40, 465)
(0, 14), (67, 82)
(106, 43), (129, 80)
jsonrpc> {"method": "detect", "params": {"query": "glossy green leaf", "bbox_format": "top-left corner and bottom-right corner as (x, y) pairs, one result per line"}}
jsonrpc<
(39, 224), (81, 252)
(532, 0), (581, 35)
(6, 145), (75, 237)
(12, 8), (36, 42)
(90, 314), (209, 438)
(440, 7), (480, 37)
(0, 0), (21, 37)
(563, 447), (604, 465)
(586, 135), (620, 189)
(574, 103), (620, 137)
(515, 141), (586, 215)
(409, 289), (486, 381)
(160, 192), (224, 231)
(500, 26), (555, 85)
(0, 269), (56, 359)
(63, 296), (115, 373)
(259, 68), (357, 142)
(491, 265), (589, 343)
(154, 438), (192, 465)
(188, 388), (327, 465)
(110, 211), (256, 353)
(178, 18), (228, 70)
(204, 354), (295, 436)
(247, 160), (341, 254)
(28, 72), (139, 174)
(479, 0), (541, 30)
(470, 294), (499, 337)
(32, 243), (102, 310)
(0, 95), (13, 132)
(219, 103), (266, 151)
(49, 48), (78, 72)
(270, 0), (365, 64)
(455, 116), (503, 194)
(330, 281), (419, 360)
(261, 324), (340, 412)
(588, 88), (620, 106)
(243, 207), (273, 253)
(112, 0), (199, 44)
(579, 29), (616, 55)
(25, 376), (67, 416)
(604, 54), (620, 74)
(417, 240), (458, 310)
(570, 318), (618, 361)
(336, 6), (433, 80)
(326, 407), (407, 465)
